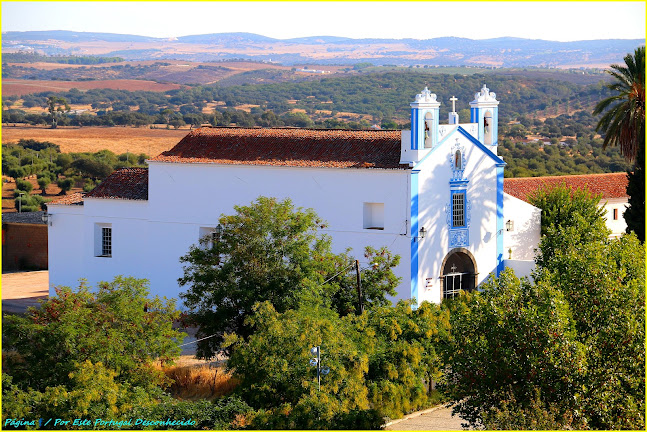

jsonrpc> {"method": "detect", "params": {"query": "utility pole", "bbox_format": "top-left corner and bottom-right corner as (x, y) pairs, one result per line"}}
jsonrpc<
(355, 260), (364, 315)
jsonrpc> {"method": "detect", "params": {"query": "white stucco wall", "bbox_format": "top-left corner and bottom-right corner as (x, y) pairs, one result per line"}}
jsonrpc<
(47, 204), (86, 292)
(600, 198), (628, 238)
(147, 162), (413, 302)
(50, 163), (413, 304)
(415, 128), (500, 304)
(502, 193), (541, 261)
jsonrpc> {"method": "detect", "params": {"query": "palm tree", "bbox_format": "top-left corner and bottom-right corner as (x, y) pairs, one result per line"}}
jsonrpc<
(594, 47), (645, 241)
(593, 46), (644, 162)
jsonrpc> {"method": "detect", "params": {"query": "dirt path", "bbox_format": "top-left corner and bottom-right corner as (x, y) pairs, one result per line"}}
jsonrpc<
(385, 405), (466, 431)
(1, 270), (50, 313)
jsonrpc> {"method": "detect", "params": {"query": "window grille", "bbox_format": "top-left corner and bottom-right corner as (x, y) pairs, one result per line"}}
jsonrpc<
(102, 227), (112, 257)
(452, 193), (465, 227)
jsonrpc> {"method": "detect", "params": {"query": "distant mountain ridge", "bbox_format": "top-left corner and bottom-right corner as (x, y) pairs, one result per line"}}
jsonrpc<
(3, 30), (643, 67)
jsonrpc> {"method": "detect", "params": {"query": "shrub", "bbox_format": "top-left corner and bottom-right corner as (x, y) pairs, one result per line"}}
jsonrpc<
(481, 390), (589, 430)
(3, 276), (185, 392)
(131, 396), (252, 430)
(13, 193), (48, 212)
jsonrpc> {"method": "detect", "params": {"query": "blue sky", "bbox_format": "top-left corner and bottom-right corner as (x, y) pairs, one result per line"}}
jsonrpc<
(2, 1), (645, 41)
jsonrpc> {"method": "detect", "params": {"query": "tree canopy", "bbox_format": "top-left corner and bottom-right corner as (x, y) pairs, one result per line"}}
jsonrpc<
(179, 196), (400, 358)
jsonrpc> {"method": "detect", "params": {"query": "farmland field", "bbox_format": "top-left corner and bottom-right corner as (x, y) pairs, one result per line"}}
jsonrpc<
(2, 125), (189, 155)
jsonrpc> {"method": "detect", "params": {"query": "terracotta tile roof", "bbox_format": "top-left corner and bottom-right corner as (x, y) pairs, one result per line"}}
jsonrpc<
(47, 192), (85, 206)
(149, 127), (407, 169)
(85, 167), (148, 200)
(504, 173), (628, 202)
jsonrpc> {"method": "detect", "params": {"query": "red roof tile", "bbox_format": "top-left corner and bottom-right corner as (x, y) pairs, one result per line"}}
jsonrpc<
(47, 192), (85, 206)
(149, 127), (406, 169)
(504, 173), (628, 202)
(85, 168), (148, 200)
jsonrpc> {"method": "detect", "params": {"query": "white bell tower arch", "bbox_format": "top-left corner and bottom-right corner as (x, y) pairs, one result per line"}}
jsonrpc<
(469, 84), (499, 150)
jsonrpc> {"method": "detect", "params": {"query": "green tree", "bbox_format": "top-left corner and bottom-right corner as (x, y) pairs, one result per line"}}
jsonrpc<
(528, 185), (608, 268)
(3, 276), (184, 392)
(593, 46), (644, 161)
(14, 178), (33, 194)
(593, 47), (645, 241)
(37, 174), (51, 194)
(71, 157), (113, 180)
(46, 96), (71, 129)
(57, 178), (73, 195)
(224, 302), (373, 429)
(441, 271), (586, 428)
(179, 197), (399, 358)
(359, 300), (449, 419)
(535, 226), (645, 429)
(625, 143), (645, 240)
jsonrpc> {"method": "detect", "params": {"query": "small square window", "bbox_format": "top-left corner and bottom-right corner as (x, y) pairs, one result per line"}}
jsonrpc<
(363, 203), (384, 230)
(102, 227), (112, 256)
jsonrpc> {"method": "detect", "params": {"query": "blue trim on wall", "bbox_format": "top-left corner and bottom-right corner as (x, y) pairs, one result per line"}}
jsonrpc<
(456, 127), (506, 166)
(410, 108), (417, 150)
(496, 166), (504, 275)
(410, 170), (420, 307)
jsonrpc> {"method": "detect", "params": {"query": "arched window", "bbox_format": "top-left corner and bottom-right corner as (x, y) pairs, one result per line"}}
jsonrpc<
(424, 112), (434, 148)
(454, 150), (462, 170)
(484, 110), (493, 145)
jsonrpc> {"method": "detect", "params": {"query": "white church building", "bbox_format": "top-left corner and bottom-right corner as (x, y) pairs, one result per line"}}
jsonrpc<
(47, 85), (542, 305)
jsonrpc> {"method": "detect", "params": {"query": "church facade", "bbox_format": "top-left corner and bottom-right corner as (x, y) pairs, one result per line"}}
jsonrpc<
(47, 85), (541, 305)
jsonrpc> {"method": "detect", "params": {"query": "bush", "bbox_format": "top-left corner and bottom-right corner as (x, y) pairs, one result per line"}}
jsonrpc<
(481, 390), (589, 430)
(3, 276), (185, 392)
(131, 396), (252, 430)
(2, 362), (159, 426)
(13, 193), (48, 212)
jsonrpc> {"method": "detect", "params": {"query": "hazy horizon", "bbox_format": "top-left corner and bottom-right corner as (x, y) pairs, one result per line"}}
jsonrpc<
(2, 2), (645, 42)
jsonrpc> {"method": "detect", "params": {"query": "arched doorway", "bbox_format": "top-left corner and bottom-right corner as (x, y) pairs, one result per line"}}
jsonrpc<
(440, 249), (478, 299)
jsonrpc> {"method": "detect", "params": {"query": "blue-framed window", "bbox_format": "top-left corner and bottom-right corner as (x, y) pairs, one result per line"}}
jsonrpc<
(452, 191), (465, 228)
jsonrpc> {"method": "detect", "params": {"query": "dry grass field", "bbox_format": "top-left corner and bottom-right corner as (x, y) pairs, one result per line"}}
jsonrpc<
(2, 126), (189, 155)
(3, 79), (182, 97)
(161, 359), (239, 400)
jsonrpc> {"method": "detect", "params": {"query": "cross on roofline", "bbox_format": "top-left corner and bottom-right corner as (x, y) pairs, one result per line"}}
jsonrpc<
(450, 96), (458, 113)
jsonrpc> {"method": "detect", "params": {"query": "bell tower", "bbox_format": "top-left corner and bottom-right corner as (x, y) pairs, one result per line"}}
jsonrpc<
(410, 87), (441, 151)
(469, 84), (499, 149)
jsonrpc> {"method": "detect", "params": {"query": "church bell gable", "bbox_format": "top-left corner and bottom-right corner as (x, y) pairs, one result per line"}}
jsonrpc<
(469, 84), (500, 149)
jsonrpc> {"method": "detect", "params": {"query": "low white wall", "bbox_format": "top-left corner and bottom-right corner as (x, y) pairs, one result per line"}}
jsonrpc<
(503, 259), (535, 279)
(48, 205), (86, 294)
(503, 193), (541, 260)
(601, 198), (628, 237)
